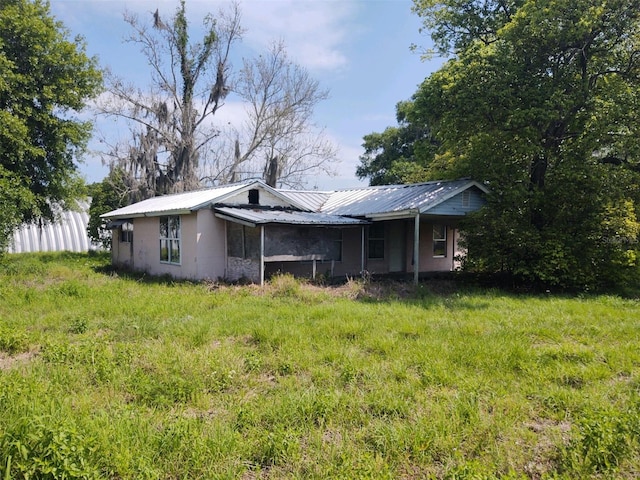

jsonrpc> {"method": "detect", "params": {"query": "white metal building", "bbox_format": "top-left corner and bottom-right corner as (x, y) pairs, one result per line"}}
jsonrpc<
(7, 199), (97, 254)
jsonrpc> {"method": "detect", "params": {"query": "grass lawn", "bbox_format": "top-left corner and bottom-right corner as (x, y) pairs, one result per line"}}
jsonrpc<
(1, 252), (639, 479)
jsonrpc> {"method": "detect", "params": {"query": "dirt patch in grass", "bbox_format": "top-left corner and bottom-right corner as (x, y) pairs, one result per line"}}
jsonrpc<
(524, 419), (572, 479)
(0, 348), (39, 371)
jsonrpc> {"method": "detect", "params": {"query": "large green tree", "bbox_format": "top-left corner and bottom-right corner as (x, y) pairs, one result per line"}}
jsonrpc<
(0, 0), (101, 251)
(356, 100), (439, 186)
(408, 0), (640, 289)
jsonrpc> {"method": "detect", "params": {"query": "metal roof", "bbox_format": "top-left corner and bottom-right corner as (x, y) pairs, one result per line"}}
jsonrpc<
(101, 179), (307, 219)
(101, 178), (487, 223)
(319, 179), (488, 218)
(8, 199), (98, 253)
(276, 190), (331, 212)
(214, 207), (367, 227)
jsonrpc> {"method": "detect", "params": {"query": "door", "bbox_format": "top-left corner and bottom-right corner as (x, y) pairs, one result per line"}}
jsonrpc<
(389, 222), (406, 272)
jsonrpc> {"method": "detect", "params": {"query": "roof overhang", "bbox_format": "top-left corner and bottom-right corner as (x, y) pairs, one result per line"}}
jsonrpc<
(365, 209), (420, 221)
(214, 207), (369, 228)
(105, 218), (133, 229)
(101, 209), (193, 220)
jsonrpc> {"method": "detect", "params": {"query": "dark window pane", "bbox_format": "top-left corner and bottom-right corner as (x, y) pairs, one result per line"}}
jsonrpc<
(171, 240), (181, 264)
(433, 224), (447, 257)
(160, 217), (169, 238)
(160, 239), (169, 262)
(368, 223), (385, 259)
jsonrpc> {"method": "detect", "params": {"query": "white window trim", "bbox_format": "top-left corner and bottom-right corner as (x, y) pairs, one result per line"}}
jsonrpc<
(368, 223), (385, 260)
(119, 222), (133, 243)
(160, 215), (182, 266)
(433, 224), (447, 258)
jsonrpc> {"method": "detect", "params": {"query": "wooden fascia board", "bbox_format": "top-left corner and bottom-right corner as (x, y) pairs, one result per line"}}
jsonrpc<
(214, 212), (257, 228)
(365, 209), (420, 221)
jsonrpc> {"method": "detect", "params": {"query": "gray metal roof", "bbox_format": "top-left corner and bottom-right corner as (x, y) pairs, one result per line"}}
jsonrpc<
(214, 207), (367, 227)
(101, 179), (307, 219)
(277, 190), (331, 212)
(318, 179), (488, 218)
(101, 178), (487, 223)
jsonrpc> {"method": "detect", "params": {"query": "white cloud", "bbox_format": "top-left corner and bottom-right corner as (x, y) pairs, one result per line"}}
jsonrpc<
(238, 1), (356, 72)
(52, 1), (357, 72)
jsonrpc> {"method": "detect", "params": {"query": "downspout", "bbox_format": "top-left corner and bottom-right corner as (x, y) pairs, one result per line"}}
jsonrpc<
(260, 225), (265, 286)
(413, 213), (420, 285)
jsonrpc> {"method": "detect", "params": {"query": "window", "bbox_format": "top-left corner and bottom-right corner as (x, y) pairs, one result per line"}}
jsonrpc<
(120, 222), (133, 243)
(368, 223), (385, 259)
(227, 222), (260, 260)
(328, 229), (343, 262)
(160, 216), (181, 264)
(433, 224), (447, 257)
(248, 189), (260, 205)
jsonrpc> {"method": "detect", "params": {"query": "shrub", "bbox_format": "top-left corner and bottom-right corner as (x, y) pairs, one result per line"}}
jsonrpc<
(0, 416), (102, 479)
(0, 327), (29, 355)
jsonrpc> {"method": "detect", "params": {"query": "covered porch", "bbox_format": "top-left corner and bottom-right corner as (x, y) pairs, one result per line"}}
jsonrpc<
(216, 206), (463, 285)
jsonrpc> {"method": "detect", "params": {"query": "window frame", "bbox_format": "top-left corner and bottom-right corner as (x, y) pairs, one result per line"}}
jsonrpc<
(119, 222), (133, 243)
(159, 216), (181, 265)
(432, 224), (447, 258)
(368, 222), (385, 260)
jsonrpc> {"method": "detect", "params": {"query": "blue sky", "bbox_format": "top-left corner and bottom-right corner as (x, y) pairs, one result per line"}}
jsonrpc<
(50, 0), (444, 190)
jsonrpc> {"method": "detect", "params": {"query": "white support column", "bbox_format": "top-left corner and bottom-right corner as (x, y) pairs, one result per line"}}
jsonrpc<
(260, 225), (265, 286)
(413, 213), (420, 285)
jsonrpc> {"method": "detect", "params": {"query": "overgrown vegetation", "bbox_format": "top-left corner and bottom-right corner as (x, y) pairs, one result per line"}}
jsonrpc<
(1, 252), (639, 478)
(360, 0), (640, 291)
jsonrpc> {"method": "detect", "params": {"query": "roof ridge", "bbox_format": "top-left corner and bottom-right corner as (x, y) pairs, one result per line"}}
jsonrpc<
(330, 178), (473, 193)
(145, 179), (258, 199)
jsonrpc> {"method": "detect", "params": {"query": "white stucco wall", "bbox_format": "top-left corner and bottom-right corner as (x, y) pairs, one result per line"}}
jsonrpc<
(112, 233), (133, 267)
(127, 214), (197, 279)
(195, 210), (227, 280)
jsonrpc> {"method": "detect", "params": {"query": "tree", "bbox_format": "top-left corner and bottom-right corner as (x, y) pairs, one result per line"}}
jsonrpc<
(0, 0), (101, 251)
(408, 0), (640, 289)
(87, 167), (131, 248)
(97, 0), (242, 198)
(357, 100), (439, 185)
(201, 40), (337, 188)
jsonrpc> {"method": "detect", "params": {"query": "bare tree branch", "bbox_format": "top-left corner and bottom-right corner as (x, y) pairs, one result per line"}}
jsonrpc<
(95, 1), (243, 198)
(204, 40), (337, 188)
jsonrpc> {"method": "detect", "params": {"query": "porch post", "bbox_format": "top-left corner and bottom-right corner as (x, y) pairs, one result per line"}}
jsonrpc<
(260, 225), (265, 286)
(361, 225), (366, 274)
(413, 213), (420, 285)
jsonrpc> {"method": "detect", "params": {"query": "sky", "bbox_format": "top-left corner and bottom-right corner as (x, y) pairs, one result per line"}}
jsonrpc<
(49, 0), (445, 190)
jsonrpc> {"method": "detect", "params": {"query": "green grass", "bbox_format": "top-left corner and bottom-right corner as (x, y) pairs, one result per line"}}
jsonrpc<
(1, 252), (639, 479)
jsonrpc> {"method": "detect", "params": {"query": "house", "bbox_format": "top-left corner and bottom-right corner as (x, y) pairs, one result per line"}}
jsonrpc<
(101, 178), (488, 284)
(8, 199), (98, 254)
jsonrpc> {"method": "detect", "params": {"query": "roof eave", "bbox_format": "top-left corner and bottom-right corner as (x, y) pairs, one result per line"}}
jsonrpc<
(101, 209), (193, 220)
(214, 212), (258, 228)
(366, 209), (420, 221)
